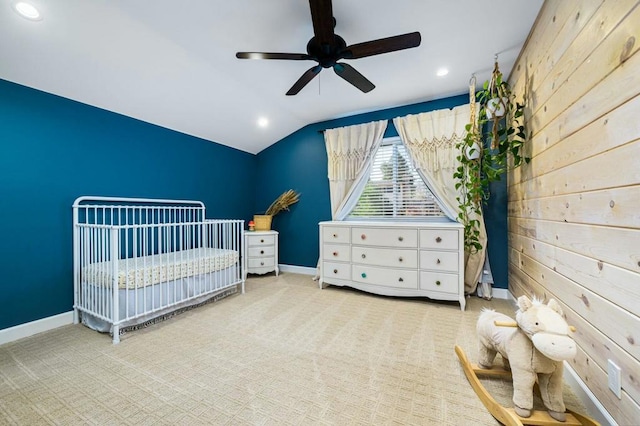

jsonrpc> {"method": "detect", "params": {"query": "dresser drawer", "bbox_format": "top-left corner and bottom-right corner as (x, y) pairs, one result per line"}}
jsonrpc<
(248, 258), (275, 268)
(246, 234), (276, 247)
(323, 261), (351, 280)
(419, 251), (458, 272)
(352, 265), (418, 289)
(323, 243), (351, 262)
(419, 271), (459, 294)
(322, 226), (350, 244)
(419, 229), (459, 250)
(352, 227), (417, 248)
(352, 246), (417, 269)
(248, 246), (275, 257)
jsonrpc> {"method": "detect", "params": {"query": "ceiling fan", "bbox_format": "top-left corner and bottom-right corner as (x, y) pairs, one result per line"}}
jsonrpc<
(236, 0), (421, 95)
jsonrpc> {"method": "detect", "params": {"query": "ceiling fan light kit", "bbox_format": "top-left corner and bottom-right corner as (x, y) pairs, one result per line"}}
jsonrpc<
(236, 0), (421, 95)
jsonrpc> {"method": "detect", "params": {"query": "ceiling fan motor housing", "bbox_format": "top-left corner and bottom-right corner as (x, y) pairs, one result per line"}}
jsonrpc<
(306, 34), (347, 68)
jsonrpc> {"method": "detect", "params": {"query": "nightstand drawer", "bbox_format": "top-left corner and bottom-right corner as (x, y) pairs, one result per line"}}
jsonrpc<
(246, 234), (276, 247)
(248, 258), (275, 268)
(248, 246), (275, 257)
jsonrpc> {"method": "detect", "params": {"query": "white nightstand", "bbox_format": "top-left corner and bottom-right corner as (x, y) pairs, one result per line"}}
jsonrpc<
(243, 230), (279, 280)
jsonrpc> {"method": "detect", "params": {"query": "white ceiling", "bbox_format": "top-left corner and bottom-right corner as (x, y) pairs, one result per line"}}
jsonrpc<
(1, 0), (543, 154)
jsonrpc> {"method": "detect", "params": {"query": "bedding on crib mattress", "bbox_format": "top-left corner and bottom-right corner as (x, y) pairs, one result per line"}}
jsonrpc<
(81, 265), (240, 333)
(82, 247), (239, 289)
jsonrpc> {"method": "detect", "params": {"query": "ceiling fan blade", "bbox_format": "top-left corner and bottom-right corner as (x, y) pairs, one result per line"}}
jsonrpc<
(309, 0), (335, 46)
(342, 31), (421, 59)
(236, 52), (311, 60)
(286, 65), (322, 95)
(333, 63), (375, 93)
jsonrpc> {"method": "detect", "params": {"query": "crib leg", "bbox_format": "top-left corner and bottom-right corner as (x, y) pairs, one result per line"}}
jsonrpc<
(73, 309), (79, 325)
(241, 280), (245, 294)
(112, 326), (120, 344)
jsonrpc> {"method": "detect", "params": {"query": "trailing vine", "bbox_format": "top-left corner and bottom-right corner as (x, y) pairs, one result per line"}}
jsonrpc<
(454, 61), (529, 253)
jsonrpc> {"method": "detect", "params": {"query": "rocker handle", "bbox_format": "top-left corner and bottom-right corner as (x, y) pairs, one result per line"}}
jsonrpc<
(494, 320), (576, 332)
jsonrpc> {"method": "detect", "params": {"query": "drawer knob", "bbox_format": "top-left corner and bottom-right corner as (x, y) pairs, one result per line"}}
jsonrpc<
(333, 251), (338, 257)
(361, 253), (366, 259)
(436, 259), (441, 264)
(333, 233), (338, 238)
(436, 280), (441, 286)
(361, 234), (366, 240)
(261, 262), (264, 266)
(398, 236), (404, 242)
(261, 239), (264, 243)
(398, 277), (404, 282)
(333, 269), (338, 274)
(260, 250), (264, 254)
(361, 272), (367, 278)
(436, 237), (442, 243)
(399, 257), (403, 262)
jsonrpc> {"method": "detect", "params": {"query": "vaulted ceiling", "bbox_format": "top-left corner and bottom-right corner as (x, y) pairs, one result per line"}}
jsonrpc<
(1, 0), (543, 154)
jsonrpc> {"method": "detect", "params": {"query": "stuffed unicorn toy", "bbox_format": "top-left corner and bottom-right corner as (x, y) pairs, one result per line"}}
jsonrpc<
(476, 295), (577, 421)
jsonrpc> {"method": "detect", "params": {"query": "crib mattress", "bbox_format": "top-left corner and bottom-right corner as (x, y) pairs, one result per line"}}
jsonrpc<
(82, 248), (239, 289)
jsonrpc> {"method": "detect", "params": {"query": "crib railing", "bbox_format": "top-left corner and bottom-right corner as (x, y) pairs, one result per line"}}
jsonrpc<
(72, 196), (244, 343)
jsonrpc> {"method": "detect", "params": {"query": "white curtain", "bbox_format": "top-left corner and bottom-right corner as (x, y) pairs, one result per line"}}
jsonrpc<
(313, 120), (387, 280)
(393, 104), (486, 294)
(324, 120), (388, 219)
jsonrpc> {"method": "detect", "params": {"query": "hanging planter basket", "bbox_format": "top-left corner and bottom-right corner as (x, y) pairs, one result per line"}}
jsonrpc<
(465, 141), (482, 160)
(454, 58), (530, 252)
(483, 61), (511, 149)
(485, 97), (508, 119)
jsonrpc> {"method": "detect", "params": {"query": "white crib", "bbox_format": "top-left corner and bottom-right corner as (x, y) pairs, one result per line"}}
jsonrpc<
(72, 196), (245, 343)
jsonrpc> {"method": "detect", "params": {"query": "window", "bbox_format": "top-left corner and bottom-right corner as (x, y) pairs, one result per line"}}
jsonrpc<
(348, 137), (445, 219)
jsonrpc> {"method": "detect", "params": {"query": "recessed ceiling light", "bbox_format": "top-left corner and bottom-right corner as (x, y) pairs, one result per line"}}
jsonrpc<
(13, 1), (42, 20)
(257, 117), (269, 128)
(436, 68), (449, 77)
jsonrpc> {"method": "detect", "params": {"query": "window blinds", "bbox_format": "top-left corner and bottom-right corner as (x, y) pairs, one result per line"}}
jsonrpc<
(349, 139), (445, 219)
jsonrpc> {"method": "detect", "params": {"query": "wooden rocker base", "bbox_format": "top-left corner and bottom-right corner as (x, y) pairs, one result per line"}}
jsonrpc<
(454, 345), (600, 426)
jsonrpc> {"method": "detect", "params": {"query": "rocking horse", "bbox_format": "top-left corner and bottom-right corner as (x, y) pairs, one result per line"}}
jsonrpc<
(455, 295), (600, 426)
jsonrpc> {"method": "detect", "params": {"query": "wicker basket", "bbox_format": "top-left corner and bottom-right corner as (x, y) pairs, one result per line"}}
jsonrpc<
(253, 214), (272, 231)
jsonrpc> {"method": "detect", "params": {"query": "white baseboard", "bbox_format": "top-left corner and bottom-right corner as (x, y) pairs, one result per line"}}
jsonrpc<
(0, 311), (74, 346)
(279, 264), (317, 276)
(491, 287), (511, 300)
(563, 362), (617, 426)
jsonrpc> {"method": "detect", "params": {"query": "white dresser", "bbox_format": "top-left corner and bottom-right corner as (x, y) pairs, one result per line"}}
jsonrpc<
(243, 230), (279, 280)
(319, 221), (465, 310)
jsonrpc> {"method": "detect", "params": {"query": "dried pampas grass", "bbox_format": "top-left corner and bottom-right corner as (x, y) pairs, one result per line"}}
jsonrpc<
(265, 189), (300, 216)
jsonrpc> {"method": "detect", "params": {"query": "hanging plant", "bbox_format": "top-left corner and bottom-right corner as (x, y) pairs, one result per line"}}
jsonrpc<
(454, 60), (529, 253)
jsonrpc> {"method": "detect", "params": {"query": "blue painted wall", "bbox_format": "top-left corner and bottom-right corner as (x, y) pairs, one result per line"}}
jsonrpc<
(0, 79), (257, 330)
(0, 80), (510, 332)
(256, 93), (509, 289)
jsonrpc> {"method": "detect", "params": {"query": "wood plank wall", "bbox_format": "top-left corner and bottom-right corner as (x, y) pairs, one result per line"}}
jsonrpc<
(507, 0), (640, 424)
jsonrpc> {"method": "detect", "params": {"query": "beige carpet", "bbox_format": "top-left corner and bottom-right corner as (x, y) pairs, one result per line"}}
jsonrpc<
(0, 273), (584, 425)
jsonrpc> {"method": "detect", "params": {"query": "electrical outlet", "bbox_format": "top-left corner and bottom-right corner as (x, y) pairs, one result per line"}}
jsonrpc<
(607, 359), (621, 399)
